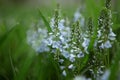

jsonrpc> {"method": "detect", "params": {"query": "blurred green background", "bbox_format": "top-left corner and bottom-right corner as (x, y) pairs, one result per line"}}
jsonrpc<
(0, 0), (120, 80)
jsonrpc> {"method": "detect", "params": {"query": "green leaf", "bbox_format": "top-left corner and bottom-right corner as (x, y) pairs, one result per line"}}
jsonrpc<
(0, 25), (17, 46)
(14, 51), (35, 80)
(38, 10), (52, 33)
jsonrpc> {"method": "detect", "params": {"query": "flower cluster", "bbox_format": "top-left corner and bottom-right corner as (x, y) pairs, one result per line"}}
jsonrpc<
(97, 8), (116, 50)
(27, 26), (49, 53)
(27, 2), (116, 79)
(46, 11), (71, 59)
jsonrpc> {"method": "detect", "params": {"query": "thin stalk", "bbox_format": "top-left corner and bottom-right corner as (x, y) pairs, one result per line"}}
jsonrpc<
(9, 48), (16, 76)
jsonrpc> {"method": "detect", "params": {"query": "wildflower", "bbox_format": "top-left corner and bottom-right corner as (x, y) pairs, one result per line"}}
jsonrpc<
(97, 7), (116, 49)
(69, 54), (76, 62)
(68, 64), (74, 69)
(73, 76), (91, 80)
(62, 70), (67, 76)
(100, 70), (110, 80)
(60, 66), (65, 70)
(97, 30), (102, 38)
(82, 38), (90, 52)
(108, 28), (116, 40)
(59, 59), (64, 64)
(61, 50), (70, 58)
(77, 52), (84, 58)
(104, 40), (112, 48)
(73, 9), (85, 27)
(27, 27), (49, 53)
(82, 17), (93, 53)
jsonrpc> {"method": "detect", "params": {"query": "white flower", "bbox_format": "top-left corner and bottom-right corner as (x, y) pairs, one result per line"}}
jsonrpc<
(60, 66), (65, 70)
(99, 43), (105, 49)
(69, 54), (76, 62)
(101, 70), (110, 80)
(77, 52), (84, 58)
(46, 37), (53, 46)
(73, 76), (89, 80)
(27, 28), (49, 53)
(58, 19), (65, 31)
(74, 10), (82, 22)
(108, 28), (116, 41)
(97, 68), (104, 74)
(104, 40), (112, 48)
(59, 59), (64, 64)
(59, 35), (65, 42)
(52, 41), (61, 49)
(35, 41), (50, 52)
(82, 38), (90, 48)
(97, 30), (102, 38)
(73, 9), (85, 26)
(50, 18), (55, 30)
(99, 40), (112, 49)
(82, 38), (90, 53)
(61, 50), (70, 58)
(62, 70), (67, 76)
(63, 43), (69, 49)
(70, 49), (74, 53)
(68, 64), (74, 69)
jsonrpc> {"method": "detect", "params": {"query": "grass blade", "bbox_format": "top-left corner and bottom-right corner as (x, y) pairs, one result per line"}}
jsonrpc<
(0, 25), (17, 46)
(38, 10), (52, 33)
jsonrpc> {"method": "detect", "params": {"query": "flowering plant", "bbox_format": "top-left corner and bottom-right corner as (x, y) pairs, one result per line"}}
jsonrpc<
(27, 0), (116, 79)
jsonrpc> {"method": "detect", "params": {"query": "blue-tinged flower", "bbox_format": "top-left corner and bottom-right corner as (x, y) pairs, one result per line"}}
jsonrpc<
(104, 40), (112, 48)
(35, 41), (50, 52)
(73, 76), (90, 80)
(68, 64), (74, 69)
(77, 52), (84, 58)
(27, 28), (49, 53)
(50, 18), (55, 30)
(108, 28), (116, 40)
(82, 38), (90, 48)
(59, 59), (64, 64)
(62, 70), (67, 76)
(69, 54), (76, 62)
(97, 30), (102, 38)
(60, 66), (65, 70)
(61, 50), (70, 58)
(82, 38), (90, 53)
(73, 9), (85, 27)
(101, 70), (110, 80)
(58, 19), (65, 30)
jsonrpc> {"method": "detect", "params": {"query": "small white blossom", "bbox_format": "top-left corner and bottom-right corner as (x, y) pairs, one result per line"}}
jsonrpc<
(101, 70), (110, 80)
(77, 52), (84, 58)
(73, 76), (91, 80)
(52, 41), (61, 49)
(68, 64), (74, 69)
(59, 59), (64, 64)
(99, 43), (105, 49)
(58, 19), (65, 30)
(82, 38), (90, 48)
(27, 28), (49, 53)
(82, 38), (90, 53)
(108, 28), (116, 40)
(73, 9), (85, 27)
(62, 70), (67, 76)
(50, 18), (55, 30)
(61, 50), (70, 58)
(60, 66), (65, 70)
(97, 30), (102, 38)
(74, 10), (82, 22)
(104, 40), (112, 48)
(69, 54), (76, 62)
